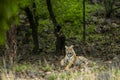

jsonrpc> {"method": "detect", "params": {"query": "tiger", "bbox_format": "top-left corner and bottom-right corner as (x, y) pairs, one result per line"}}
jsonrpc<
(60, 45), (89, 70)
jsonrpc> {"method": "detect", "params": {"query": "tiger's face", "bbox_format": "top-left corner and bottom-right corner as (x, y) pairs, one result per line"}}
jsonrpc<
(65, 45), (75, 57)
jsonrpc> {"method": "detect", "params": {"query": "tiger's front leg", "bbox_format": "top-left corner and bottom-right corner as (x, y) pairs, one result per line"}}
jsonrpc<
(60, 59), (65, 66)
(65, 61), (74, 70)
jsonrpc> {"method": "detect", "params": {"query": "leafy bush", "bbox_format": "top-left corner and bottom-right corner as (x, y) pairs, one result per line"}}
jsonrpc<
(0, 0), (19, 44)
(51, 0), (100, 40)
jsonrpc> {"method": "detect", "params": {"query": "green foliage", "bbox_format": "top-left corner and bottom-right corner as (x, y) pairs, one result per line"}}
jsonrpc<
(13, 64), (31, 72)
(85, 3), (100, 17)
(38, 0), (49, 19)
(50, 0), (100, 40)
(48, 74), (57, 80)
(19, 0), (30, 8)
(86, 24), (96, 34)
(0, 0), (18, 44)
(0, 0), (102, 45)
(87, 34), (104, 42)
(0, 0), (30, 45)
(52, 0), (83, 25)
(41, 64), (52, 71)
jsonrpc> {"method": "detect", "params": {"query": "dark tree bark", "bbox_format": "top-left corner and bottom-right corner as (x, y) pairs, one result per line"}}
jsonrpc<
(106, 6), (120, 18)
(46, 0), (65, 55)
(83, 0), (86, 43)
(5, 24), (17, 68)
(103, 0), (120, 18)
(24, 3), (39, 54)
(46, 0), (58, 35)
(104, 0), (114, 18)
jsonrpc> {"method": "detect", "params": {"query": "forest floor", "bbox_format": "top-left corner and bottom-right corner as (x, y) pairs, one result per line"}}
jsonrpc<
(0, 53), (120, 80)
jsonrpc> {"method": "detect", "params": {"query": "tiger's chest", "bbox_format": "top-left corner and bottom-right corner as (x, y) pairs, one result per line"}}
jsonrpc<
(64, 55), (76, 63)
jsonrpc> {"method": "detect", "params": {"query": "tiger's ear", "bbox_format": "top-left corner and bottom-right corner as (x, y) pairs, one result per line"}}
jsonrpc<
(70, 45), (74, 48)
(65, 46), (68, 49)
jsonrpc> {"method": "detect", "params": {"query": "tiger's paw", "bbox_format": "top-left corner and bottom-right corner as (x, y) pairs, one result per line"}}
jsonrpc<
(65, 67), (69, 70)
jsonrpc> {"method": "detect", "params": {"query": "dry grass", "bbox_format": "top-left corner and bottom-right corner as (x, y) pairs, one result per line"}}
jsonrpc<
(47, 67), (120, 80)
(0, 55), (120, 80)
(1, 67), (120, 80)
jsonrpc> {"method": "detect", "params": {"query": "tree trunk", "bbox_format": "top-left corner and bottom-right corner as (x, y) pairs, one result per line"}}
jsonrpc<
(24, 5), (39, 54)
(83, 0), (86, 43)
(5, 24), (17, 69)
(46, 0), (65, 55)
(104, 0), (114, 18)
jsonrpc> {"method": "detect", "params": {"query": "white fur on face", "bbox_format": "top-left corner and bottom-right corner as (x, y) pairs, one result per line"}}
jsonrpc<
(65, 45), (74, 49)
(70, 45), (74, 48)
(65, 46), (68, 49)
(65, 45), (75, 56)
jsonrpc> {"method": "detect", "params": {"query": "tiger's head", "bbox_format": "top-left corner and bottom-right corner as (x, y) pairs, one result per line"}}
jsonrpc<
(65, 45), (76, 57)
